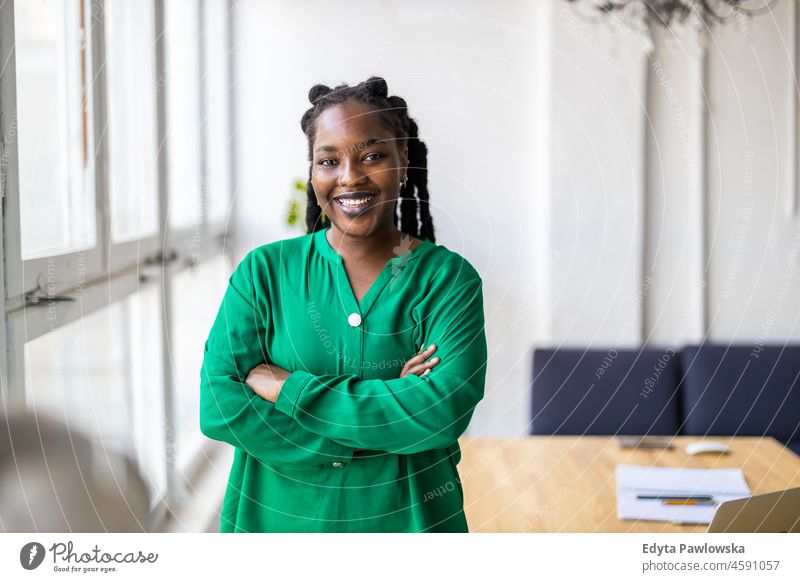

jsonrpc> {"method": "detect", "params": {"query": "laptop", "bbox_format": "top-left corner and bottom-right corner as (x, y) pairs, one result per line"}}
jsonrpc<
(708, 487), (800, 532)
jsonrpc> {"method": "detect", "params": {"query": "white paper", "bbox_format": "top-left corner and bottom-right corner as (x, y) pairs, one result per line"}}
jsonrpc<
(615, 464), (751, 524)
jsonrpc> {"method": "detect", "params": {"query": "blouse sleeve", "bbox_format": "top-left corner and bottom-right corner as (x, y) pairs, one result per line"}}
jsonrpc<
(200, 250), (356, 467)
(273, 260), (487, 455)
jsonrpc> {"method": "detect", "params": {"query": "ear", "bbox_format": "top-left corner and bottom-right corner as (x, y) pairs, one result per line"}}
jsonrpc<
(399, 144), (409, 173)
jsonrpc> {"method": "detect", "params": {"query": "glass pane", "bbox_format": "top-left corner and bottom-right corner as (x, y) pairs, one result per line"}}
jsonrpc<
(127, 285), (168, 502)
(165, 0), (203, 230)
(170, 254), (232, 470)
(203, 0), (232, 226)
(105, 0), (160, 243)
(25, 285), (167, 504)
(15, 0), (97, 259)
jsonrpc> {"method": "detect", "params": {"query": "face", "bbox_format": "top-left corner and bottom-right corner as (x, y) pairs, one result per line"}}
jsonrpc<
(311, 100), (408, 239)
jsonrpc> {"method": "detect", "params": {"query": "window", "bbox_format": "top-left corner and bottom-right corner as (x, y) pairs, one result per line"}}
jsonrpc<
(170, 254), (232, 470)
(164, 0), (203, 231)
(2, 0), (236, 529)
(104, 0), (160, 244)
(14, 0), (96, 259)
(202, 0), (233, 227)
(24, 283), (168, 504)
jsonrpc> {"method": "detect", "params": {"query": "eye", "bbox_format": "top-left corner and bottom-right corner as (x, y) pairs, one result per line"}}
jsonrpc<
(318, 158), (338, 167)
(363, 152), (385, 162)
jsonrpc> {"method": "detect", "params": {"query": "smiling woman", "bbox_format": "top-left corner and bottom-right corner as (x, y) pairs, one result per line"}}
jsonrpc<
(199, 76), (488, 532)
(301, 76), (434, 246)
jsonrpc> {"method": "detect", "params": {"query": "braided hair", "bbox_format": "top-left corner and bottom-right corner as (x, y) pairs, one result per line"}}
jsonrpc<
(300, 76), (435, 243)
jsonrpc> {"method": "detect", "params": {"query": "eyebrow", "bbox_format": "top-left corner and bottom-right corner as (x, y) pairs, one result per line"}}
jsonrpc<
(314, 138), (388, 153)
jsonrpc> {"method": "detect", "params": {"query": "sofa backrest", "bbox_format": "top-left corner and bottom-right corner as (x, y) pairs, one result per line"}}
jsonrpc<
(531, 348), (681, 436)
(679, 345), (800, 444)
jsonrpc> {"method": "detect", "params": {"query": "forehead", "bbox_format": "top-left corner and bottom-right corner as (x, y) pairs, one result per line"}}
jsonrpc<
(313, 101), (394, 146)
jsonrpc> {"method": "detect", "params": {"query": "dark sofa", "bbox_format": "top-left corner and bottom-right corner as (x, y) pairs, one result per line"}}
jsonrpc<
(531, 344), (800, 456)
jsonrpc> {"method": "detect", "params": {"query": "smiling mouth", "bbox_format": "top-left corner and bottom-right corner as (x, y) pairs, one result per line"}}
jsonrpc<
(332, 192), (378, 214)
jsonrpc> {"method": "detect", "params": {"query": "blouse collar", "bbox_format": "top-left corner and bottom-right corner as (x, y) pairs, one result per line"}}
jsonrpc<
(313, 227), (433, 265)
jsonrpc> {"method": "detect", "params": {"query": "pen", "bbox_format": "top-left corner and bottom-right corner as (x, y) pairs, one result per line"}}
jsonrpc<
(637, 495), (714, 501)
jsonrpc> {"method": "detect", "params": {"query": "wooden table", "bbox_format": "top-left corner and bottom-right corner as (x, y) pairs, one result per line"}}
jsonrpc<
(458, 436), (800, 532)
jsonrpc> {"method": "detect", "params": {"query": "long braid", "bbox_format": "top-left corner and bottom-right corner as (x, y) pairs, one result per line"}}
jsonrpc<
(300, 76), (436, 243)
(406, 116), (435, 243)
(304, 167), (328, 232)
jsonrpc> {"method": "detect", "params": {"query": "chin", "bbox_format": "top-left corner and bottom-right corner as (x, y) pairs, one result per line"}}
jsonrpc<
(332, 217), (380, 238)
(330, 205), (395, 237)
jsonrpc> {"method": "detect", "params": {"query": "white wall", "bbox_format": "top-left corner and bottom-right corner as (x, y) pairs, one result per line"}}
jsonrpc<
(704, 2), (800, 342)
(548, 0), (800, 353)
(547, 6), (649, 347)
(233, 0), (547, 436)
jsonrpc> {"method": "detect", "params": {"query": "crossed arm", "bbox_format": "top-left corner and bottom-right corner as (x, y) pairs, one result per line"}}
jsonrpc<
(200, 250), (487, 463)
(245, 343), (441, 403)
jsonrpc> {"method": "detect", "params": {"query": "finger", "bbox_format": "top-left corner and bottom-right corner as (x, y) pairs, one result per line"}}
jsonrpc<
(399, 346), (438, 377)
(420, 343), (436, 355)
(405, 352), (429, 367)
(406, 357), (440, 376)
(406, 344), (437, 367)
(422, 356), (441, 370)
(412, 366), (434, 377)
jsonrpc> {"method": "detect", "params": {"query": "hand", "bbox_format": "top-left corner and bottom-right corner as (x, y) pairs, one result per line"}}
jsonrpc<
(399, 344), (440, 378)
(245, 362), (291, 403)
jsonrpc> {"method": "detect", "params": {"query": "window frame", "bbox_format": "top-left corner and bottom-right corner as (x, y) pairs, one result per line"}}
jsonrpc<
(1, 0), (237, 530)
(102, 0), (163, 273)
(6, 0), (105, 311)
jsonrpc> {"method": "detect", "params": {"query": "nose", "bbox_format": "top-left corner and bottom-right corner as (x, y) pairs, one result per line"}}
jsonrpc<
(338, 158), (367, 187)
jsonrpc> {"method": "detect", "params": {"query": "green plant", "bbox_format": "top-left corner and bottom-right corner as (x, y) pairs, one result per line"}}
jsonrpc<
(286, 178), (308, 231)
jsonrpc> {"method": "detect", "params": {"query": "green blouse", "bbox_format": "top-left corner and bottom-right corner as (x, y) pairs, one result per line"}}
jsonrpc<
(200, 227), (487, 532)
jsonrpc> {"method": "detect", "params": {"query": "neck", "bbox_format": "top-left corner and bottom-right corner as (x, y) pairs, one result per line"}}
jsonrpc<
(326, 224), (403, 264)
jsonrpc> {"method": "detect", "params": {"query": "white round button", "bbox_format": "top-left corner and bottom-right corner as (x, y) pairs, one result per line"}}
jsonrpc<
(331, 461), (343, 468)
(347, 313), (362, 327)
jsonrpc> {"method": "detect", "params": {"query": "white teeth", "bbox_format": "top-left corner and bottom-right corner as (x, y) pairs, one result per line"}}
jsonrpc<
(338, 196), (373, 207)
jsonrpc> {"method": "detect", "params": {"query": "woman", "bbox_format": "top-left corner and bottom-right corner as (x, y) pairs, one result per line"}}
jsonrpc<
(200, 76), (487, 532)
